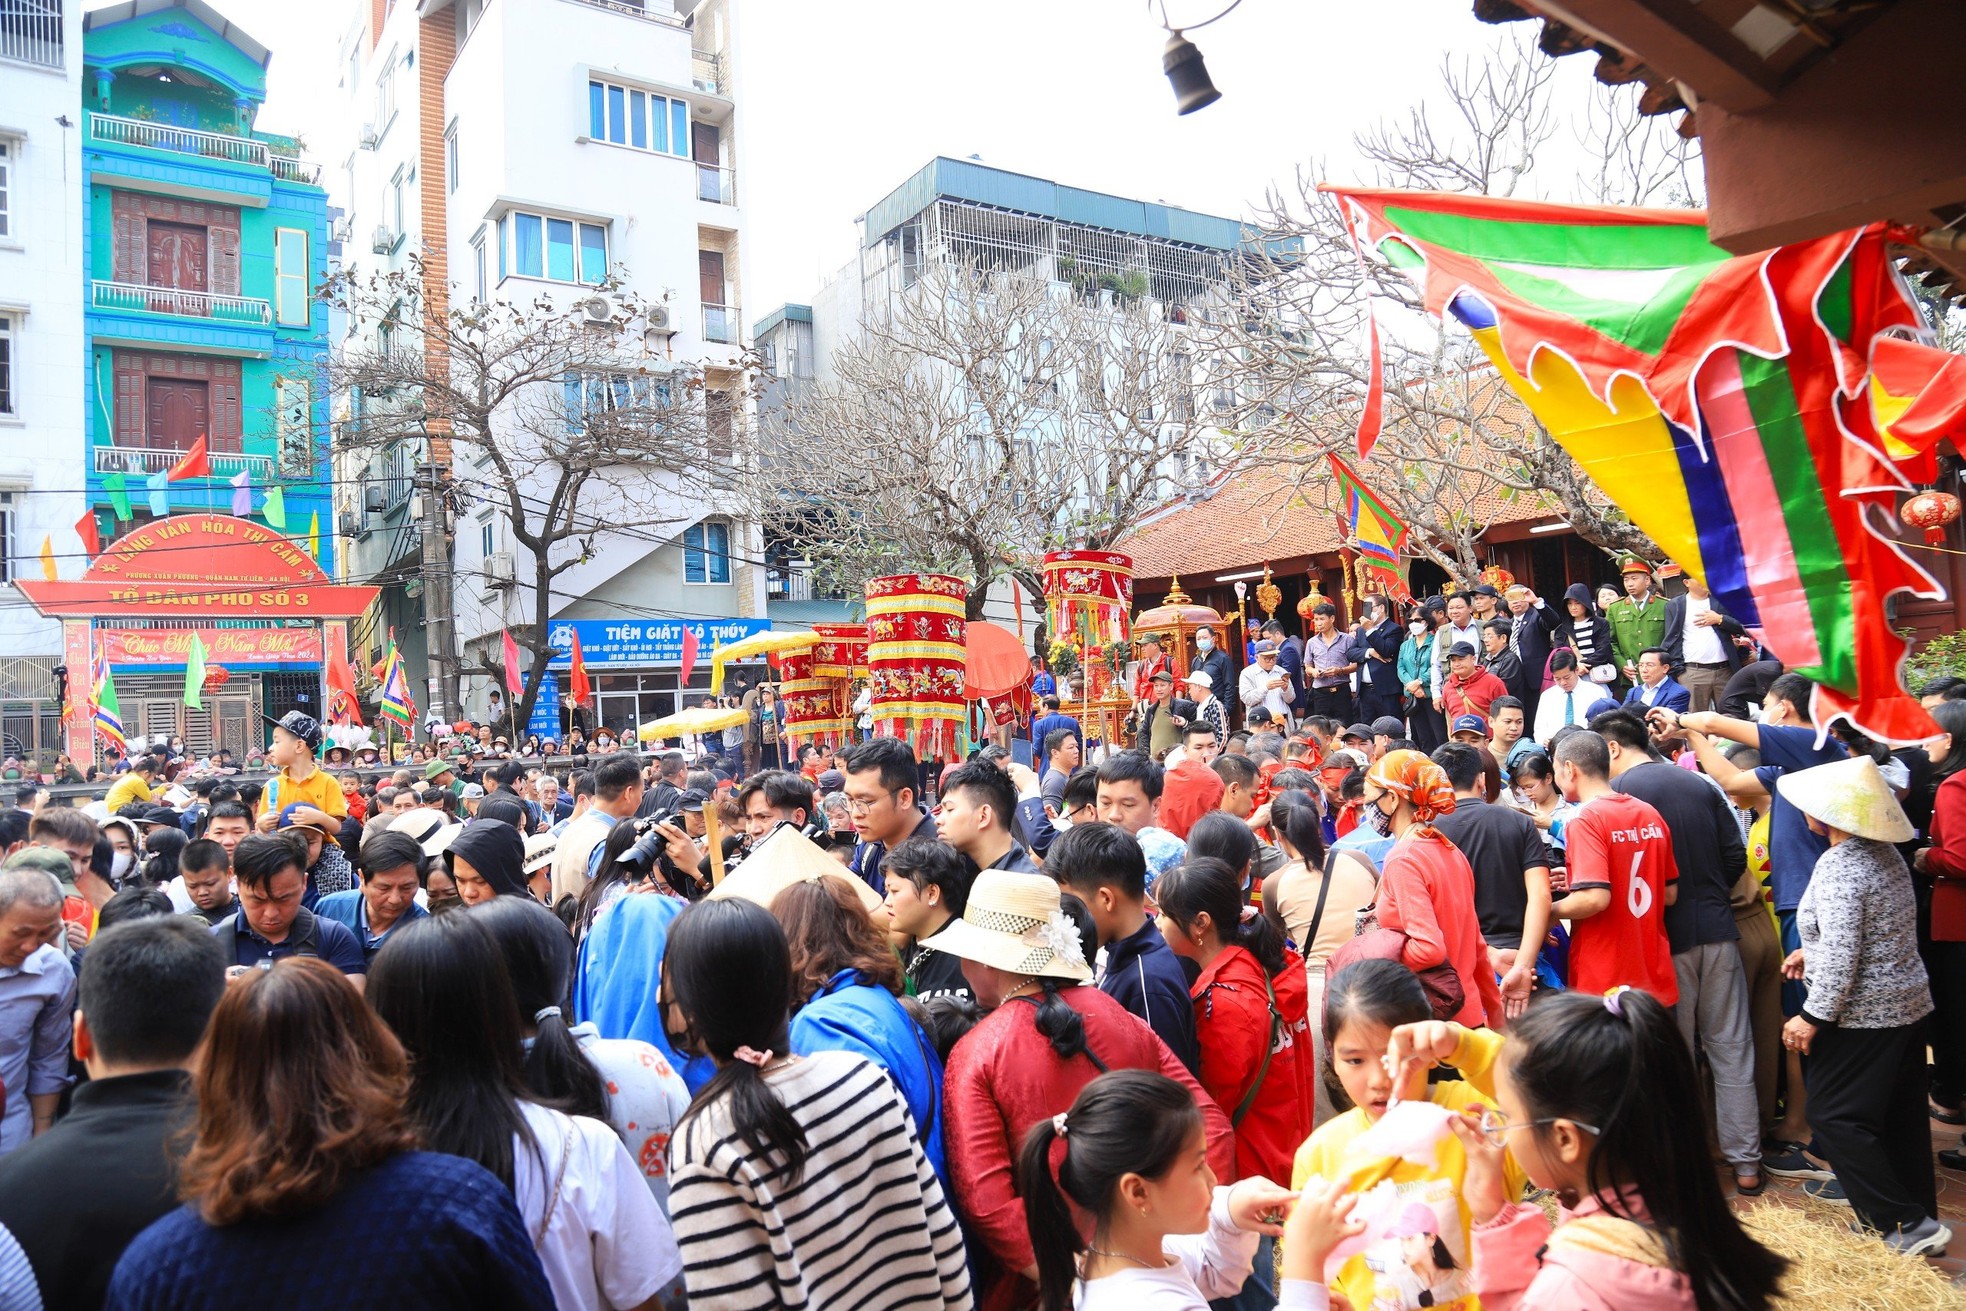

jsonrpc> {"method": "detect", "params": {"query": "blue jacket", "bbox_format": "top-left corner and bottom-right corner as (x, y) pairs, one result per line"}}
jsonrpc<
(790, 970), (947, 1188)
(1622, 676), (1692, 714)
(1030, 710), (1082, 753)
(1098, 917), (1199, 1077)
(572, 892), (716, 1092)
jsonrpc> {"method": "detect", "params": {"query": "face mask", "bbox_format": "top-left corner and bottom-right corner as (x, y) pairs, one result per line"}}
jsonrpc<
(1196, 635), (1214, 652)
(1409, 622), (1428, 638)
(110, 850), (135, 880)
(1362, 794), (1396, 837)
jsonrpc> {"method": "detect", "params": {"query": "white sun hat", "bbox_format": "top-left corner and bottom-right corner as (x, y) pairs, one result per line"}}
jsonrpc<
(1774, 754), (1914, 845)
(918, 869), (1092, 982)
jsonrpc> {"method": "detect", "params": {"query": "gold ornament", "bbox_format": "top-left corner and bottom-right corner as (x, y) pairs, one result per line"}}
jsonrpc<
(1255, 563), (1282, 619)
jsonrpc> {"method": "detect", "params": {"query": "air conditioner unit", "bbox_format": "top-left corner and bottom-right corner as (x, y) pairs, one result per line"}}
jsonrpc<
(331, 217), (354, 243)
(579, 294), (617, 326)
(482, 552), (516, 587)
(358, 123), (380, 150)
(362, 485), (386, 514)
(646, 303), (672, 331)
(370, 225), (396, 255)
(336, 510), (362, 539)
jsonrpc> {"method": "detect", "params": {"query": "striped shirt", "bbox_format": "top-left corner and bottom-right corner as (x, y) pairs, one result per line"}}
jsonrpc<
(667, 1050), (972, 1310)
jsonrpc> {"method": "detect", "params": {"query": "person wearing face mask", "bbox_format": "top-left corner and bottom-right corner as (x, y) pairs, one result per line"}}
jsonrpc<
(1399, 601), (1445, 753)
(101, 817), (142, 888)
(1191, 626), (1232, 705)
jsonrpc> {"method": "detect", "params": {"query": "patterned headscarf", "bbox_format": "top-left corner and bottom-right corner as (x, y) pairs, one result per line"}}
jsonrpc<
(1366, 749), (1459, 836)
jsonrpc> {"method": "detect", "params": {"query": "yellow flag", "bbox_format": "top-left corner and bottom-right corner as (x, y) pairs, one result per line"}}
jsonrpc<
(38, 536), (55, 581)
(308, 511), (320, 561)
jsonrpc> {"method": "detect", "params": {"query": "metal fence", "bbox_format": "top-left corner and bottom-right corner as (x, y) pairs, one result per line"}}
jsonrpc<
(0, 0), (62, 69)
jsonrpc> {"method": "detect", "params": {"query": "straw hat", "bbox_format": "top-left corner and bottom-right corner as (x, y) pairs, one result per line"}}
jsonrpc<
(1774, 755), (1914, 844)
(917, 869), (1092, 982)
(389, 808), (465, 858)
(523, 832), (558, 875)
(709, 824), (884, 917)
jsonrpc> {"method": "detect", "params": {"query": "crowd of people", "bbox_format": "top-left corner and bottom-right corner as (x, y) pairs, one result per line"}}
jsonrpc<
(0, 563), (1958, 1309)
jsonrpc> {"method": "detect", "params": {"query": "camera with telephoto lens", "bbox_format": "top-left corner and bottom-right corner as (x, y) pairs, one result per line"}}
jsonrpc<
(616, 808), (684, 880)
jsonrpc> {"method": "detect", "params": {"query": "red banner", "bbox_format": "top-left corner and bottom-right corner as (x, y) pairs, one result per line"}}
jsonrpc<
(100, 627), (325, 667)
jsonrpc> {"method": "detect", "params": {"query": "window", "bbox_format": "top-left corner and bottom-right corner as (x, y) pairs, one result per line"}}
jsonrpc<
(276, 377), (311, 475)
(0, 139), (11, 240)
(0, 497), (12, 582)
(683, 520), (731, 584)
(389, 166), (405, 236)
(585, 79), (690, 158)
(0, 315), (13, 417)
(274, 227), (309, 327)
(345, 42), (361, 93)
(471, 229), (486, 302)
(479, 514), (494, 559)
(502, 211), (606, 285)
(495, 216), (506, 281)
(561, 370), (652, 432)
(444, 120), (459, 195)
(375, 53), (397, 132)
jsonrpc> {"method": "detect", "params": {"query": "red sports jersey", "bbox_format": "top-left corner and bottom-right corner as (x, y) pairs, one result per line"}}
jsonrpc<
(1561, 791), (1679, 1005)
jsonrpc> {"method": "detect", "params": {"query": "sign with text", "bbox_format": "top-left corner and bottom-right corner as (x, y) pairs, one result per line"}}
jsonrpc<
(528, 672), (562, 738)
(545, 618), (772, 668)
(100, 627), (325, 668)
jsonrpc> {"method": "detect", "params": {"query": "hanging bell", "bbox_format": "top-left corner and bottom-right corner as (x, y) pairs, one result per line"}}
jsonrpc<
(1162, 31), (1221, 115)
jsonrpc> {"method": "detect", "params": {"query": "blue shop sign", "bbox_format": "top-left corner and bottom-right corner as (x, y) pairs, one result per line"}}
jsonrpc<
(528, 672), (561, 737)
(545, 618), (772, 667)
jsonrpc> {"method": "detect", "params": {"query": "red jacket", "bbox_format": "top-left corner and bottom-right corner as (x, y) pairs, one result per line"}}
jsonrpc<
(1159, 757), (1226, 840)
(1442, 668), (1510, 722)
(944, 984), (1237, 1311)
(1190, 946), (1310, 1185)
(1376, 832), (1502, 1029)
(1923, 771), (1966, 941)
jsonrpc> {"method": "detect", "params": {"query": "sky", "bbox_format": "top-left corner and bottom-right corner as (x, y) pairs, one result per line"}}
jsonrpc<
(86, 0), (1612, 315)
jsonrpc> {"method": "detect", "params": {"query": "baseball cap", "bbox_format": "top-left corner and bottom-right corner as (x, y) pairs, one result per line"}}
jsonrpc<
(1183, 670), (1213, 691)
(1472, 583), (1501, 598)
(276, 802), (338, 837)
(817, 768), (844, 793)
(1446, 641), (1478, 659)
(1450, 714), (1490, 738)
(1370, 716), (1405, 737)
(1342, 723), (1373, 742)
(1150, 669), (1174, 683)
(263, 711), (324, 754)
(676, 788), (709, 814)
(460, 783), (486, 800)
(1254, 640), (1278, 656)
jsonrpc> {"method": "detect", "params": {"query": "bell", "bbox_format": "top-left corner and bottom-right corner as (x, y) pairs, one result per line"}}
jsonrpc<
(1162, 31), (1221, 115)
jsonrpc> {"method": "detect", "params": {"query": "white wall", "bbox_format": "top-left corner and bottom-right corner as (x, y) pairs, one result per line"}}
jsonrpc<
(0, 5), (86, 659)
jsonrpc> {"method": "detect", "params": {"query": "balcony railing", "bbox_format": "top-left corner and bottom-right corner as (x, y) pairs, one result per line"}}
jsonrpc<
(691, 50), (723, 94)
(559, 0), (685, 28)
(696, 164), (737, 206)
(702, 302), (739, 344)
(94, 447), (271, 478)
(89, 112), (320, 184)
(0, 1), (62, 68)
(92, 280), (273, 327)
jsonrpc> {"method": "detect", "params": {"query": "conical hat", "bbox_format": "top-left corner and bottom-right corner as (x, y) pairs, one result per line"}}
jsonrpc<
(1774, 754), (1914, 844)
(708, 824), (884, 917)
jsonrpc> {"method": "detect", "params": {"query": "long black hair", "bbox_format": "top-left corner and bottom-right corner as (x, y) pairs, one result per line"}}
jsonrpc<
(366, 912), (536, 1191)
(667, 898), (808, 1183)
(1267, 788), (1326, 867)
(472, 896), (608, 1123)
(1184, 811), (1259, 891)
(573, 819), (657, 935)
(1322, 959), (1430, 1111)
(1931, 700), (1966, 781)
(1154, 856), (1285, 978)
(1017, 1071), (1203, 1311)
(1016, 891), (1107, 1073)
(1508, 990), (1786, 1311)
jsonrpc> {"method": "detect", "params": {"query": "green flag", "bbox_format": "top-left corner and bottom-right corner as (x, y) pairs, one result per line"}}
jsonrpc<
(183, 631), (207, 710)
(263, 485), (287, 531)
(103, 472), (133, 522)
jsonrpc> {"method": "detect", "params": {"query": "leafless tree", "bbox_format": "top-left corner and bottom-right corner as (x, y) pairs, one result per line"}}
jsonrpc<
(755, 257), (1223, 619)
(1196, 29), (1702, 584)
(321, 256), (750, 726)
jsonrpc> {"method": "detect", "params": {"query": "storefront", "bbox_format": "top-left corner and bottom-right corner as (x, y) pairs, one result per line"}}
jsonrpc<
(546, 617), (772, 741)
(13, 513), (378, 764)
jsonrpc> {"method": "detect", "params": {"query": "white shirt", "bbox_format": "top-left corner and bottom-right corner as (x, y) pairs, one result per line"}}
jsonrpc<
(1238, 662), (1292, 720)
(514, 1100), (681, 1310)
(1534, 682), (1616, 744)
(1074, 1188), (1328, 1311)
(572, 1025), (693, 1214)
(1682, 596), (1727, 665)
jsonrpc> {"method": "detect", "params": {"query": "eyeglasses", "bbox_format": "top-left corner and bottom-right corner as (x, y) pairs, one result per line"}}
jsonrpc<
(1476, 1106), (1600, 1148)
(843, 792), (894, 816)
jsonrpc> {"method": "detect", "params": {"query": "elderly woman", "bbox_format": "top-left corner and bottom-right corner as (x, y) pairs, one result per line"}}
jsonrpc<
(1778, 755), (1946, 1256)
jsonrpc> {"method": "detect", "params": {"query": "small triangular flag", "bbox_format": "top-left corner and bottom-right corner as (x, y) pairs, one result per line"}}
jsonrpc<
(230, 468), (252, 517)
(38, 536), (56, 581)
(103, 473), (133, 522)
(263, 485), (287, 531)
(307, 512), (320, 561)
(75, 512), (101, 561)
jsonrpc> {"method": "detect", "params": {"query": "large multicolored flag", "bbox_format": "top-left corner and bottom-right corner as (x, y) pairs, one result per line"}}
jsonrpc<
(90, 636), (127, 753)
(1328, 453), (1413, 602)
(377, 640), (415, 729)
(1324, 185), (1959, 742)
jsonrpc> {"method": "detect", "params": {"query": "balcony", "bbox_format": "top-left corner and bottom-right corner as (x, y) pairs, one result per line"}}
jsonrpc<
(88, 113), (321, 184)
(559, 0), (685, 28)
(702, 302), (739, 344)
(0, 1), (62, 69)
(691, 50), (723, 94)
(92, 280), (273, 327)
(696, 164), (737, 206)
(94, 447), (271, 478)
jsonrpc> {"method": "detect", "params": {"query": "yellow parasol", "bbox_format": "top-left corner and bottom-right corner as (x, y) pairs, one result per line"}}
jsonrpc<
(709, 629), (820, 694)
(634, 704), (749, 743)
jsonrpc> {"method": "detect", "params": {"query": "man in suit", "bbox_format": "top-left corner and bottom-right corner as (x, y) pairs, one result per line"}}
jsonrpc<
(1663, 574), (1747, 713)
(1352, 595), (1406, 723)
(1503, 585), (1558, 724)
(1622, 647), (1692, 713)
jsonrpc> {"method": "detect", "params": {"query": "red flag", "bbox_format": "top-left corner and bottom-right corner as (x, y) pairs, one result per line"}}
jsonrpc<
(325, 639), (364, 726)
(501, 629), (524, 697)
(166, 434), (212, 482)
(568, 629), (591, 707)
(75, 511), (101, 561)
(370, 627), (396, 680)
(679, 626), (700, 686)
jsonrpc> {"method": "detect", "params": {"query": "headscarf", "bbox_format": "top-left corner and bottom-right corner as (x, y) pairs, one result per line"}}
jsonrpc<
(1366, 749), (1458, 836)
(444, 818), (529, 898)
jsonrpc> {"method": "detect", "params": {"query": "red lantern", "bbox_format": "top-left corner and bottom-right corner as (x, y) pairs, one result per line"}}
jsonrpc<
(1901, 491), (1961, 545)
(201, 665), (231, 690)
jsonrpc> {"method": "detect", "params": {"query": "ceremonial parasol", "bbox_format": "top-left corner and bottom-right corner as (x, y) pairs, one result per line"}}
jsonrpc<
(634, 704), (749, 743)
(708, 629), (819, 694)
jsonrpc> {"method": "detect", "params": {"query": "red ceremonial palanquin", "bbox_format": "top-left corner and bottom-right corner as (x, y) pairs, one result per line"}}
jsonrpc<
(781, 623), (866, 750)
(1040, 550), (1132, 701)
(865, 574), (968, 759)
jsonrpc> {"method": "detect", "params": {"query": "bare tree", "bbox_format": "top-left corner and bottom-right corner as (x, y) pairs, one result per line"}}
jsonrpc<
(1197, 29), (1701, 583)
(322, 256), (749, 726)
(756, 258), (1223, 619)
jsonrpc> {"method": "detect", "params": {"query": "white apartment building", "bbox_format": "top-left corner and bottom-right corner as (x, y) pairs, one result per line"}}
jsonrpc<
(328, 0), (760, 734)
(0, 0), (85, 756)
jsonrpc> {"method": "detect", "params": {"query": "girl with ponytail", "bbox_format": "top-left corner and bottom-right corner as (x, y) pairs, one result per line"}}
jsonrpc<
(1016, 1070), (1354, 1311)
(1391, 988), (1787, 1311)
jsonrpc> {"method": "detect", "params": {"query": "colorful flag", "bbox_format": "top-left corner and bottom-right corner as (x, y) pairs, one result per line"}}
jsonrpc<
(1869, 335), (1966, 474)
(37, 536), (55, 581)
(307, 512), (320, 562)
(680, 626), (700, 687)
(229, 468), (252, 517)
(378, 641), (415, 729)
(1328, 453), (1413, 602)
(91, 637), (127, 754)
(1325, 186), (1943, 741)
(262, 485), (287, 531)
(146, 469), (169, 518)
(568, 629), (592, 708)
(501, 629), (524, 698)
(370, 628), (396, 681)
(103, 473), (133, 523)
(183, 631), (208, 711)
(75, 511), (101, 561)
(166, 434), (211, 482)
(325, 639), (364, 726)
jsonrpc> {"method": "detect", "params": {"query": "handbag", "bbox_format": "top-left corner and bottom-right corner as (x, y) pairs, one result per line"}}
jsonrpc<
(1588, 664), (1618, 685)
(1328, 911), (1467, 1022)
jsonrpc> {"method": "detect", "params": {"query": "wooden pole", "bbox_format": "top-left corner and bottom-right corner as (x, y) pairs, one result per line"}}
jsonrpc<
(705, 801), (727, 886)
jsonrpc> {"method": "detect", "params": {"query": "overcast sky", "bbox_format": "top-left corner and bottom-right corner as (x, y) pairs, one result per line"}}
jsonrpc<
(90, 0), (1610, 314)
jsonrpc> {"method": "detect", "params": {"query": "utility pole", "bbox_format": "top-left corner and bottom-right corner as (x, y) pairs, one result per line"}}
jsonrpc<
(420, 450), (460, 723)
